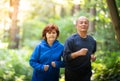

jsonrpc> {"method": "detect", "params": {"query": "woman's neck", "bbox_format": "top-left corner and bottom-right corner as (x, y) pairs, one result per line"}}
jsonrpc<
(47, 40), (53, 46)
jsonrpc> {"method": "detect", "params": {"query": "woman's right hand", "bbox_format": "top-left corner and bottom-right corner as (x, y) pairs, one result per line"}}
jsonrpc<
(44, 65), (49, 71)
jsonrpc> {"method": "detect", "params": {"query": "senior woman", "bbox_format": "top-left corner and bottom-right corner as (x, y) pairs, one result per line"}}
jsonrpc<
(29, 24), (64, 81)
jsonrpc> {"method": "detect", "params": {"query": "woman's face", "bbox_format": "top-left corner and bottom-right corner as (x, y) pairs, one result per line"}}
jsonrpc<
(46, 30), (57, 42)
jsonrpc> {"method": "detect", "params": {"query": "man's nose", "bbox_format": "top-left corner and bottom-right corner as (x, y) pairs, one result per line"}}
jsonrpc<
(82, 23), (86, 25)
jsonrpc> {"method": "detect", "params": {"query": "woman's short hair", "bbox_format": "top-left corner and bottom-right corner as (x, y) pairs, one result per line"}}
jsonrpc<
(42, 24), (59, 40)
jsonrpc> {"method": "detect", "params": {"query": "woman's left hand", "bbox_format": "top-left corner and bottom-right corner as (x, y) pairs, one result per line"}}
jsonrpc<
(51, 61), (56, 68)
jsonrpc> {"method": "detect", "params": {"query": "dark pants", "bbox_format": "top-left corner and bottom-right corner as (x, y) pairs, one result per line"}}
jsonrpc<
(65, 68), (92, 81)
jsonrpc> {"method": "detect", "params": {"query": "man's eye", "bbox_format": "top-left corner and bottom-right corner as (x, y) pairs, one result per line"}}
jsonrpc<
(79, 22), (83, 24)
(85, 22), (88, 24)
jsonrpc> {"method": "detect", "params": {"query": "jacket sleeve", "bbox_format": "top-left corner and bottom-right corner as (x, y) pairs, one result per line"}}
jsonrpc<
(29, 45), (44, 71)
(63, 38), (73, 62)
(55, 52), (65, 68)
(92, 39), (97, 54)
(55, 60), (64, 68)
(54, 45), (65, 68)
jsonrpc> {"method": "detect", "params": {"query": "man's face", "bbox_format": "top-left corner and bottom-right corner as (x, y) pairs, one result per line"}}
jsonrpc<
(76, 17), (89, 32)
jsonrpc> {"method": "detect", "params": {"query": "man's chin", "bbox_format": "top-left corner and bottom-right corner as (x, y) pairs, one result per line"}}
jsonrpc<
(80, 30), (87, 32)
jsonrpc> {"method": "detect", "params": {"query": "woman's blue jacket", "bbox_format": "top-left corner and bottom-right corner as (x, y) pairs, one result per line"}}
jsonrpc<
(29, 40), (64, 81)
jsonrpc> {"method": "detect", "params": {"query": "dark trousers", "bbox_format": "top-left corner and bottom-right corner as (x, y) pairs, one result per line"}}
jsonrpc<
(65, 68), (92, 81)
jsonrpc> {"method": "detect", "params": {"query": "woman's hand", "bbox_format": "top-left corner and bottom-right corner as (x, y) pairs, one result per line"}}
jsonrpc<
(51, 61), (56, 68)
(44, 65), (49, 71)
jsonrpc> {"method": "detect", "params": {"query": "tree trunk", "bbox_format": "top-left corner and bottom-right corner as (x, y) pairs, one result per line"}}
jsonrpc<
(88, 7), (96, 34)
(9, 0), (20, 49)
(71, 4), (80, 16)
(106, 0), (120, 45)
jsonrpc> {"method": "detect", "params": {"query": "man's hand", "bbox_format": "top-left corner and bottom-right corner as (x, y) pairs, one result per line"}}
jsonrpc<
(91, 54), (96, 62)
(71, 48), (88, 59)
(78, 48), (88, 56)
(44, 65), (49, 71)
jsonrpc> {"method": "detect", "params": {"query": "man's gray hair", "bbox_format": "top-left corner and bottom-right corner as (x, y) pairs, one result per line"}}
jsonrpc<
(76, 16), (89, 25)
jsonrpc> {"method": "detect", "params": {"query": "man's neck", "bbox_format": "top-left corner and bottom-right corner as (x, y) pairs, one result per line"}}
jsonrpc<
(78, 32), (87, 38)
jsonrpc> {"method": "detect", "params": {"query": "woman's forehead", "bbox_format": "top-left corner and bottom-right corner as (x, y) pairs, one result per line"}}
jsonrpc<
(47, 29), (56, 32)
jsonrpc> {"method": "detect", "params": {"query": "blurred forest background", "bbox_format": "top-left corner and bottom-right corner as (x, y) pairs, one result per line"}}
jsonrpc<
(0, 0), (120, 81)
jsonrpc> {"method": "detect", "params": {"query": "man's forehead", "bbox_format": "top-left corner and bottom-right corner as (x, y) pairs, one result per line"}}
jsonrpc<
(78, 16), (88, 21)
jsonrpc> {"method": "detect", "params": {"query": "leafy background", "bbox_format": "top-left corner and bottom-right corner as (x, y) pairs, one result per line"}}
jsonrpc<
(0, 0), (120, 81)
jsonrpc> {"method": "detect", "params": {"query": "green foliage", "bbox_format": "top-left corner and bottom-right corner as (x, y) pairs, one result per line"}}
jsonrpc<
(60, 68), (65, 75)
(0, 48), (32, 81)
(94, 4), (120, 51)
(52, 17), (76, 43)
(94, 23), (120, 51)
(92, 51), (120, 81)
(21, 20), (46, 48)
(116, 0), (120, 15)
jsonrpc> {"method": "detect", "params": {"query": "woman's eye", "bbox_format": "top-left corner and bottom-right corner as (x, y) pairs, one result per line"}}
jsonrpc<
(52, 32), (56, 34)
(48, 32), (51, 34)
